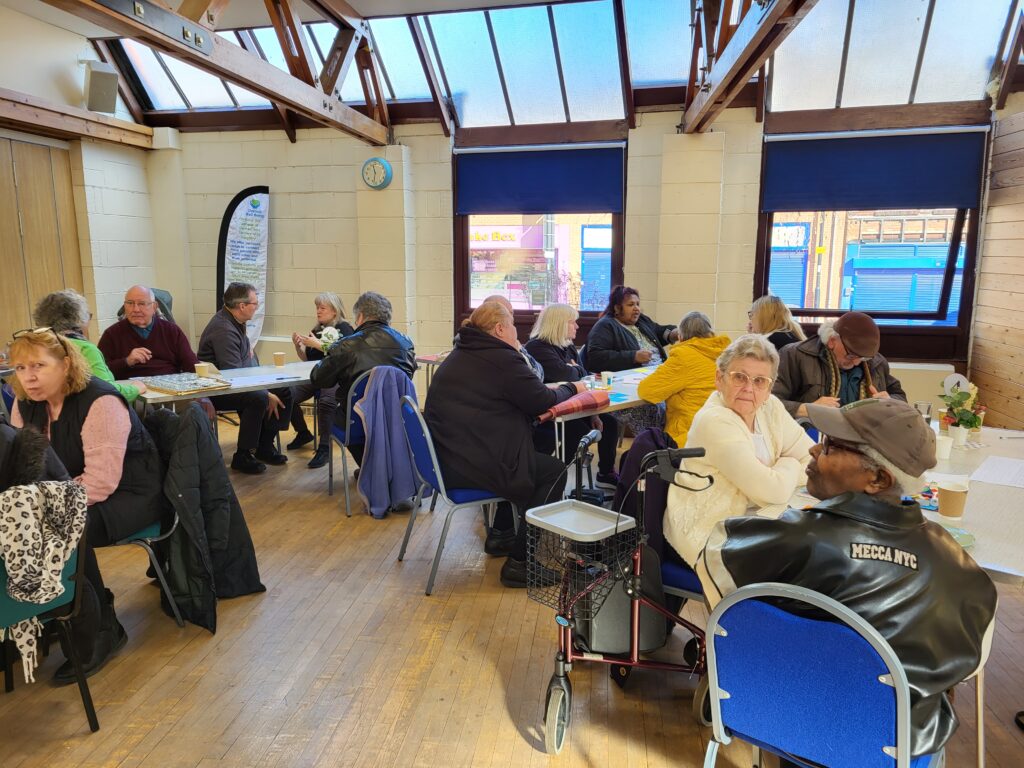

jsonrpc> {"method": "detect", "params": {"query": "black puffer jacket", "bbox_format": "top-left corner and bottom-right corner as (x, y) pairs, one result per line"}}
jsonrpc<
(145, 404), (265, 632)
(698, 492), (997, 757)
(583, 313), (675, 372)
(0, 414), (69, 489)
(424, 327), (577, 505)
(310, 320), (417, 424)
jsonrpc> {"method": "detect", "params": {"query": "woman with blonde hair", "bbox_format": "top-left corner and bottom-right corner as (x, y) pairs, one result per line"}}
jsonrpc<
(424, 302), (585, 587)
(289, 292), (355, 468)
(747, 294), (805, 352)
(663, 334), (813, 565)
(525, 303), (619, 482)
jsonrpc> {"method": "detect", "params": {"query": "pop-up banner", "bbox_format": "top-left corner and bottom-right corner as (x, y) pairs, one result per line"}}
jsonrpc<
(217, 185), (270, 348)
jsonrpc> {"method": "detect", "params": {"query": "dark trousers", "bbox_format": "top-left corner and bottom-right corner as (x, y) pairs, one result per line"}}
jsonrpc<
(443, 452), (567, 561)
(211, 386), (293, 454)
(71, 514), (116, 662)
(290, 381), (337, 449)
(533, 414), (618, 474)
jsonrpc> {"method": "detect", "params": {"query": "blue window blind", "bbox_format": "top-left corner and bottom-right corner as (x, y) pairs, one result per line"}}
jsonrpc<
(456, 147), (624, 215)
(762, 132), (986, 212)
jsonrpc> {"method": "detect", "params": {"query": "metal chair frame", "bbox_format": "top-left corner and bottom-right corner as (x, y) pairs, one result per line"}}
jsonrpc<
(396, 396), (517, 595)
(114, 512), (184, 628)
(327, 369), (373, 516)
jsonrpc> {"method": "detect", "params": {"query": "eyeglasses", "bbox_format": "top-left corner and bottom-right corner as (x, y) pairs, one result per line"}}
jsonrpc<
(836, 337), (866, 365)
(13, 327), (70, 357)
(124, 300), (153, 308)
(821, 435), (868, 459)
(724, 370), (774, 391)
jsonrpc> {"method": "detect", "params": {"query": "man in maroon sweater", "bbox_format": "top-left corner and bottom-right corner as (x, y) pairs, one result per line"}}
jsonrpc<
(98, 285), (200, 378)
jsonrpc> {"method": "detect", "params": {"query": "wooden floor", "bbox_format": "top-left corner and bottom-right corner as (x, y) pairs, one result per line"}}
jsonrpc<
(2, 425), (1022, 767)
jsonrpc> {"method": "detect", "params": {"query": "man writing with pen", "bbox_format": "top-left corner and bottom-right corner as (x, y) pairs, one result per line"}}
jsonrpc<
(198, 282), (293, 475)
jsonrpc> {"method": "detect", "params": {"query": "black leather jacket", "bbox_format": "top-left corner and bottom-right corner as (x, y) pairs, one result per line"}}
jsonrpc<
(583, 313), (675, 372)
(698, 492), (997, 757)
(309, 320), (417, 421)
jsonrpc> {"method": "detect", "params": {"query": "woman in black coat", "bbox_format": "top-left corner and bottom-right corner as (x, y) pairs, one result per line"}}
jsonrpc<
(424, 302), (584, 587)
(524, 303), (620, 486)
(583, 285), (678, 373)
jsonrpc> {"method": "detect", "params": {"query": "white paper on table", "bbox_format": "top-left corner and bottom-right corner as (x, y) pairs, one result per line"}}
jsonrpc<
(224, 373), (304, 387)
(925, 471), (970, 486)
(969, 456), (1024, 489)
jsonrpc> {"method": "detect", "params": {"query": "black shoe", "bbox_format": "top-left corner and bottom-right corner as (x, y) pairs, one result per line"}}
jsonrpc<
(595, 471), (620, 490)
(254, 448), (288, 465)
(484, 529), (517, 557)
(499, 557), (529, 588)
(307, 446), (329, 469)
(52, 619), (127, 687)
(231, 451), (266, 474)
(287, 431), (315, 450)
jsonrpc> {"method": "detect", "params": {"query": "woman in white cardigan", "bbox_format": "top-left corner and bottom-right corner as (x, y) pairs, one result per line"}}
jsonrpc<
(664, 334), (814, 566)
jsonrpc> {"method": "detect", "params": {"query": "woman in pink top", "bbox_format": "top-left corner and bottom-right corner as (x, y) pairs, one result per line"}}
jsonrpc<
(9, 329), (163, 684)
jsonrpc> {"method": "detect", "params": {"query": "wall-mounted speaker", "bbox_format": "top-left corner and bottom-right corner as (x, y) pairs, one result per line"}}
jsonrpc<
(85, 61), (119, 114)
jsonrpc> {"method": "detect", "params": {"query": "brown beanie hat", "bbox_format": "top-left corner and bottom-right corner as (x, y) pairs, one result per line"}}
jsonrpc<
(834, 311), (880, 358)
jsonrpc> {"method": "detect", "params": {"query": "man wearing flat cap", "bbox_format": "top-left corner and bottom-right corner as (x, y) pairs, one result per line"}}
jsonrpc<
(697, 398), (997, 761)
(772, 311), (906, 419)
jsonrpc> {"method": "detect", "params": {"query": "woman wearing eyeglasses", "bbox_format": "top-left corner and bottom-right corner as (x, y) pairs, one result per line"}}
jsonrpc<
(663, 334), (814, 567)
(7, 329), (163, 683)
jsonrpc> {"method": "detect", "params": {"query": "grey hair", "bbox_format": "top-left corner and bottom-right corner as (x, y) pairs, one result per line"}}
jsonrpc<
(818, 320), (839, 345)
(126, 284), (155, 301)
(530, 303), (578, 346)
(314, 291), (346, 321)
(716, 333), (780, 377)
(223, 282), (256, 308)
(678, 311), (713, 342)
(353, 291), (392, 324)
(858, 444), (921, 499)
(33, 289), (91, 333)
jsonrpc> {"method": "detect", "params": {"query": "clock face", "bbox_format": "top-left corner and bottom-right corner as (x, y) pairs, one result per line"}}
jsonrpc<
(361, 157), (392, 189)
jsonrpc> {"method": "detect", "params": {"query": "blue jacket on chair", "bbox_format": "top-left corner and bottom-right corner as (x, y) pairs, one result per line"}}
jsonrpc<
(354, 367), (420, 519)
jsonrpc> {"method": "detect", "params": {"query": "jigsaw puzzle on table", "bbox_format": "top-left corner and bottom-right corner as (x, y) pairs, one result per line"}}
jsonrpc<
(138, 373), (231, 396)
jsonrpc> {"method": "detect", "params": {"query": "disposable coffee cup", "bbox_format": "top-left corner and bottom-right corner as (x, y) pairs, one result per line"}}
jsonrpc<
(937, 481), (969, 521)
(273, 351), (286, 367)
(194, 362), (211, 378)
(913, 401), (932, 421)
(935, 434), (953, 461)
(601, 371), (614, 387)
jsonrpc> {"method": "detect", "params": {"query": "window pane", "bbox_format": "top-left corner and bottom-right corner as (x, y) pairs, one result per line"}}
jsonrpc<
(226, 83), (272, 108)
(159, 52), (235, 109)
(308, 21), (366, 103)
(120, 39), (186, 110)
(468, 213), (613, 312)
(368, 17), (431, 99)
(770, 0), (847, 111)
(624, 0), (687, 86)
(769, 209), (964, 326)
(252, 27), (289, 73)
(841, 0), (927, 107)
(490, 6), (565, 124)
(428, 11), (509, 127)
(915, 0), (1009, 102)
(552, 0), (625, 121)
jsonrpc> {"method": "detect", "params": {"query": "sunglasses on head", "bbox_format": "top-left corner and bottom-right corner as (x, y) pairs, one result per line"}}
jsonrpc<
(13, 327), (71, 357)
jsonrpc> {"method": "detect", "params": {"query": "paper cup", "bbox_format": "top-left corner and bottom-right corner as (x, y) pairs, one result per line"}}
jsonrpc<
(273, 351), (286, 367)
(194, 362), (211, 378)
(935, 434), (953, 461)
(937, 481), (969, 521)
(601, 371), (614, 387)
(936, 408), (948, 432)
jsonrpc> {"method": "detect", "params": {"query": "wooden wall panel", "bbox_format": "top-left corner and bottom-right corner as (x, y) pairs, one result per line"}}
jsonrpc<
(49, 147), (83, 294)
(12, 141), (64, 303)
(974, 112), (1024, 428)
(0, 139), (30, 341)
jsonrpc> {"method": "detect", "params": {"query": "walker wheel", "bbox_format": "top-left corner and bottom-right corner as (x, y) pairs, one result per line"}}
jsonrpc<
(692, 675), (712, 727)
(544, 685), (570, 754)
(609, 663), (632, 689)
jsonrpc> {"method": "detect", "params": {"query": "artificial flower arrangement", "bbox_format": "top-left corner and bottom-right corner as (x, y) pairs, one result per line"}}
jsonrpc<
(318, 326), (341, 352)
(939, 382), (986, 430)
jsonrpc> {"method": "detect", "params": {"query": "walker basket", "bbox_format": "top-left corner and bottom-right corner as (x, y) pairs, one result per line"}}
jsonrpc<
(526, 500), (639, 620)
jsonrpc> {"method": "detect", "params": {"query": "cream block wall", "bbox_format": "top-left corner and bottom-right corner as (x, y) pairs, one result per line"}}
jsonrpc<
(625, 108), (762, 341)
(70, 139), (157, 332)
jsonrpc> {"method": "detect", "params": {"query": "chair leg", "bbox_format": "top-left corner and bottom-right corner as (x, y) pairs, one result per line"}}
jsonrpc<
(703, 739), (719, 768)
(751, 745), (762, 768)
(327, 438), (334, 496)
(138, 542), (184, 628)
(426, 506), (459, 596)
(55, 620), (99, 732)
(342, 448), (351, 517)
(976, 669), (985, 768)
(510, 503), (520, 535)
(398, 485), (426, 562)
(430, 491), (438, 513)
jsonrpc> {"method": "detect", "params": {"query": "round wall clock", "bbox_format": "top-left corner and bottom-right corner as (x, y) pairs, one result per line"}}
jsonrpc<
(361, 157), (393, 190)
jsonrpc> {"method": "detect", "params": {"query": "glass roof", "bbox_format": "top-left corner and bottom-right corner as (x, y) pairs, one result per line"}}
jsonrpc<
(624, 0), (688, 86)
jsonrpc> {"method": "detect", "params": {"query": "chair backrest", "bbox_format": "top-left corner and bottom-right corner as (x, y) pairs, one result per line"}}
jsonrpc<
(0, 545), (80, 628)
(342, 368), (373, 444)
(706, 582), (914, 768)
(399, 395), (447, 500)
(1, 382), (13, 419)
(116, 287), (175, 324)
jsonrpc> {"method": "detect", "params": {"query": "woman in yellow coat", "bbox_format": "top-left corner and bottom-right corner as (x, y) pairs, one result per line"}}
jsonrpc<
(637, 312), (730, 446)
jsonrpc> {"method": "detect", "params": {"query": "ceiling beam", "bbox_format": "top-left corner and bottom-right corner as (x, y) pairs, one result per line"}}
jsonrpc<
(321, 27), (362, 97)
(996, 12), (1024, 110)
(177, 0), (232, 29)
(92, 38), (144, 123)
(407, 16), (452, 137)
(303, 0), (365, 33)
(454, 119), (628, 149)
(264, 0), (320, 87)
(41, 0), (387, 145)
(0, 86), (152, 148)
(611, 0), (635, 129)
(682, 0), (819, 133)
(355, 42), (391, 136)
(236, 29), (296, 143)
(763, 100), (991, 134)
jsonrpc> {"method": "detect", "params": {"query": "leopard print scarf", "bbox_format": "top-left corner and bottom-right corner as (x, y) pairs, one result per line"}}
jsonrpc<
(0, 481), (88, 682)
(825, 349), (873, 402)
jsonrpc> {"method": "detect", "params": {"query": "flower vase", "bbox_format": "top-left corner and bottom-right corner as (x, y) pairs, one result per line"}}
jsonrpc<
(949, 425), (969, 447)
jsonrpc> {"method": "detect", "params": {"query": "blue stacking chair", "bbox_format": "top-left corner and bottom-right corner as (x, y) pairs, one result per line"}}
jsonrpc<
(1, 538), (99, 732)
(703, 582), (958, 768)
(397, 395), (517, 596)
(113, 512), (184, 628)
(327, 369), (372, 516)
(0, 382), (13, 420)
